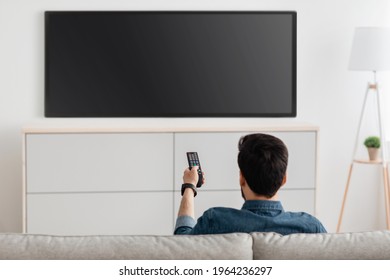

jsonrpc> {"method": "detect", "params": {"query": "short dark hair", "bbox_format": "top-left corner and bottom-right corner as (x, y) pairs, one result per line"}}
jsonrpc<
(238, 133), (288, 198)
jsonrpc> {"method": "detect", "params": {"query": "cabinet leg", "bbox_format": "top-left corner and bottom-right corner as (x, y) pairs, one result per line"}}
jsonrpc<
(383, 164), (390, 230)
(337, 163), (354, 233)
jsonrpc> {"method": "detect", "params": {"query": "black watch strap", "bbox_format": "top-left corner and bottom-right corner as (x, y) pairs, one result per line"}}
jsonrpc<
(181, 183), (197, 197)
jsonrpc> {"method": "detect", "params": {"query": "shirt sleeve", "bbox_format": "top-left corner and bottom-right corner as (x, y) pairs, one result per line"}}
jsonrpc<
(318, 222), (327, 233)
(174, 215), (197, 235)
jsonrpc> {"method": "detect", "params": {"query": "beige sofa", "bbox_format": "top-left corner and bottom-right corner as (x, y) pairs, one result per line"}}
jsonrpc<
(1, 231), (390, 259)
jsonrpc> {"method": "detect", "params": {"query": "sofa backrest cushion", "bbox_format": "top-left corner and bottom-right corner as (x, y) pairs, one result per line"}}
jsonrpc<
(0, 233), (253, 260)
(251, 230), (390, 259)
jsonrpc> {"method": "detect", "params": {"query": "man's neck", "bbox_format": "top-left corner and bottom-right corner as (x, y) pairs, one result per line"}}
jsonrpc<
(245, 194), (278, 201)
(240, 182), (279, 201)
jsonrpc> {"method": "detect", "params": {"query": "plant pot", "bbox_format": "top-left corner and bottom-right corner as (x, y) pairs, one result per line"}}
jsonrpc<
(367, 147), (380, 161)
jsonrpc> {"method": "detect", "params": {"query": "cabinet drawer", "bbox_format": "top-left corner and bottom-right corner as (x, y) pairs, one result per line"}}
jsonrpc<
(26, 133), (173, 192)
(27, 192), (173, 235)
(174, 132), (316, 191)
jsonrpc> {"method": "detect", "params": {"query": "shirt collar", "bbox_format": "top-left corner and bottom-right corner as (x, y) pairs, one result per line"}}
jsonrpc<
(242, 200), (284, 211)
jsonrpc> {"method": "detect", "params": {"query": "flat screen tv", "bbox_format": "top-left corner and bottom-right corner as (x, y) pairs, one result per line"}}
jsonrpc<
(45, 11), (297, 117)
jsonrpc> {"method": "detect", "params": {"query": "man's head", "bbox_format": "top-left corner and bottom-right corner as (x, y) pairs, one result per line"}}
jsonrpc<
(238, 133), (288, 198)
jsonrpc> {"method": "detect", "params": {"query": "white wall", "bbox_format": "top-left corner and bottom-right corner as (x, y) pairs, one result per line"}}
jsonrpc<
(0, 0), (390, 233)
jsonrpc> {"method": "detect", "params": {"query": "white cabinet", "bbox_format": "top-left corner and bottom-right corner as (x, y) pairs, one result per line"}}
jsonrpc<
(25, 132), (174, 235)
(174, 132), (316, 191)
(23, 125), (318, 235)
(27, 192), (173, 235)
(27, 133), (173, 192)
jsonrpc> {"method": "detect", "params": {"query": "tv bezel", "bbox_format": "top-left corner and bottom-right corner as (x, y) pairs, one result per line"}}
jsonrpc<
(44, 11), (297, 118)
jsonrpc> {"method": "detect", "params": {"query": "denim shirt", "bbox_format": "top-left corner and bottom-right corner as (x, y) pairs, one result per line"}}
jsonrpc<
(174, 200), (327, 235)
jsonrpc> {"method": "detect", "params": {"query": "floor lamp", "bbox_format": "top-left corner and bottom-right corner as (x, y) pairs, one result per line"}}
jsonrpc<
(337, 27), (390, 232)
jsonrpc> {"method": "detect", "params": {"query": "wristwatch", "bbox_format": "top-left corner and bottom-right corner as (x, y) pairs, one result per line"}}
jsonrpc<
(181, 183), (197, 197)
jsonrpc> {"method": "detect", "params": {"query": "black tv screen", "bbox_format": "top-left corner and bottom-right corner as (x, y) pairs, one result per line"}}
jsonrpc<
(45, 11), (296, 117)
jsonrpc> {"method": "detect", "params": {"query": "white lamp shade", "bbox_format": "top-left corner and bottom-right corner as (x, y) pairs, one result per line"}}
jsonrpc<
(348, 27), (390, 71)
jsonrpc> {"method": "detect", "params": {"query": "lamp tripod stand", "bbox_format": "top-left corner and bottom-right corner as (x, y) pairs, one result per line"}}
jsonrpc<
(337, 72), (390, 232)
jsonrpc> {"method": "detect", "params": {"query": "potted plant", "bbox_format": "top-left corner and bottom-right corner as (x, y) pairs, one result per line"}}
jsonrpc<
(364, 136), (381, 161)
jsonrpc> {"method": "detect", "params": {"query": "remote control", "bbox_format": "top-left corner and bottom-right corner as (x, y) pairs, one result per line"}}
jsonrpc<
(186, 152), (203, 188)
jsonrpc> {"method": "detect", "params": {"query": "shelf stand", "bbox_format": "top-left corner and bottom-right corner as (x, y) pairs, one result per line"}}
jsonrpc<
(337, 77), (390, 232)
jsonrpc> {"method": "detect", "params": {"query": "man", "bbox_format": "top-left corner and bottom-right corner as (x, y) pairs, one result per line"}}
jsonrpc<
(174, 133), (326, 235)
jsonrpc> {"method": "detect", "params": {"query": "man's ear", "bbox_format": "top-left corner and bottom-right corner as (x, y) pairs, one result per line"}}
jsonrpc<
(281, 173), (287, 187)
(239, 171), (246, 187)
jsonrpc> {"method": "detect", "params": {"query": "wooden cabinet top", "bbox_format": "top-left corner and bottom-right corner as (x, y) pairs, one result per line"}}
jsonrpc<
(23, 121), (318, 134)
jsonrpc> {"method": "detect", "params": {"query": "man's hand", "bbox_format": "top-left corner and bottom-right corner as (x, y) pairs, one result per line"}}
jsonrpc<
(183, 166), (205, 186)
